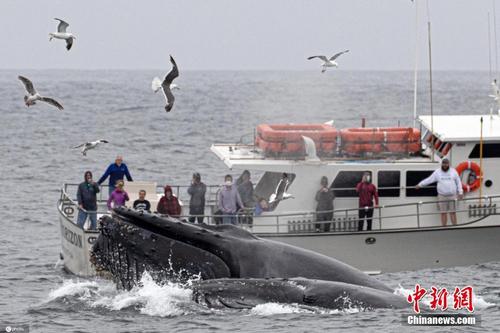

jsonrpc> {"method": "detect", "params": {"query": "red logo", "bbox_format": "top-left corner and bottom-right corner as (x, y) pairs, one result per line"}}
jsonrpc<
(407, 285), (474, 313)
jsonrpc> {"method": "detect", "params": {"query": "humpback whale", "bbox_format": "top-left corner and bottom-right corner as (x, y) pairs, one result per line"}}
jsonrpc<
(192, 278), (408, 310)
(92, 207), (392, 293)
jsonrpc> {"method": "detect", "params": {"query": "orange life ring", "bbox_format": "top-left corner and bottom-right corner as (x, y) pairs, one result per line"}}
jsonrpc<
(455, 161), (482, 192)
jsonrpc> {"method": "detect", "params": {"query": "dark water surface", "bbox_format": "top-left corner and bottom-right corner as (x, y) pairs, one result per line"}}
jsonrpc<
(0, 70), (498, 332)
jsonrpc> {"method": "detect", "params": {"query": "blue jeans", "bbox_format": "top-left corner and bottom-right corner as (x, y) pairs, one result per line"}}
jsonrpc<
(222, 213), (237, 225)
(108, 184), (115, 197)
(77, 210), (97, 230)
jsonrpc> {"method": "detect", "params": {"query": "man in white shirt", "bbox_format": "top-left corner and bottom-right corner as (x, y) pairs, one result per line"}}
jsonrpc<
(416, 158), (464, 226)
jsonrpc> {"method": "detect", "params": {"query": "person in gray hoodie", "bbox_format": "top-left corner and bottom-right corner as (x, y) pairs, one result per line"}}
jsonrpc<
(76, 170), (100, 229)
(217, 174), (244, 225)
(187, 172), (207, 223)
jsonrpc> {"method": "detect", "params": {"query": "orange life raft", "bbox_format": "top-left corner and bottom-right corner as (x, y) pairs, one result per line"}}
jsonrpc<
(255, 124), (338, 157)
(340, 127), (421, 155)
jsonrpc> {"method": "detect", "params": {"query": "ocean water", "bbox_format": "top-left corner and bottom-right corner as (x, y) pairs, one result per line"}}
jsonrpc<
(0, 70), (498, 332)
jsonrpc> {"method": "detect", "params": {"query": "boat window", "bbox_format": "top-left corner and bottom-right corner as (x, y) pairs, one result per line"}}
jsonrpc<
(331, 171), (371, 197)
(378, 171), (400, 197)
(406, 171), (437, 197)
(254, 172), (296, 211)
(468, 143), (500, 158)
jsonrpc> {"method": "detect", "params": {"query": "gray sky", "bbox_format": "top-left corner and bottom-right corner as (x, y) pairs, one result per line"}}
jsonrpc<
(0, 0), (497, 70)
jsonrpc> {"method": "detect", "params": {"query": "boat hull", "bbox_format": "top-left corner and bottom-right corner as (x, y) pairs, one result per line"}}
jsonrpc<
(261, 224), (500, 273)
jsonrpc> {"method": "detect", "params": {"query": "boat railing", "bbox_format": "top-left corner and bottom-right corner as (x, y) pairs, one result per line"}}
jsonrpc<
(59, 183), (499, 234)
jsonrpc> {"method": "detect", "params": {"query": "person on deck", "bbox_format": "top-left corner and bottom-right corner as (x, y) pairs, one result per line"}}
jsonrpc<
(76, 170), (100, 230)
(157, 185), (182, 218)
(107, 180), (129, 210)
(356, 172), (379, 231)
(315, 176), (335, 232)
(217, 175), (244, 225)
(133, 189), (151, 212)
(187, 172), (207, 223)
(416, 158), (463, 226)
(98, 155), (133, 196)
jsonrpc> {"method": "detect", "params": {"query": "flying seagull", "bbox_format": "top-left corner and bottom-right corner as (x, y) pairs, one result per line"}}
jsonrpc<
(307, 50), (349, 73)
(18, 75), (64, 110)
(49, 18), (76, 51)
(151, 55), (179, 112)
(72, 140), (109, 156)
(269, 173), (294, 204)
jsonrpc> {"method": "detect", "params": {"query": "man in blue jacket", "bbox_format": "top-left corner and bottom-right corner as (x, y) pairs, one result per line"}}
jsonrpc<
(98, 155), (133, 196)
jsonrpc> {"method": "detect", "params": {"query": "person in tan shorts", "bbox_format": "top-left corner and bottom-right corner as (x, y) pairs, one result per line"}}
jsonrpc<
(416, 158), (464, 226)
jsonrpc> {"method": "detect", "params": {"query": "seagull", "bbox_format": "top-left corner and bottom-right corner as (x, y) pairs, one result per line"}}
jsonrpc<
(72, 140), (109, 156)
(269, 174), (294, 204)
(307, 50), (349, 73)
(18, 76), (64, 110)
(151, 55), (179, 112)
(489, 79), (500, 109)
(49, 18), (76, 51)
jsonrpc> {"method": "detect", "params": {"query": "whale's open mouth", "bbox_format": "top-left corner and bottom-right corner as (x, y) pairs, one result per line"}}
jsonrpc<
(92, 207), (244, 289)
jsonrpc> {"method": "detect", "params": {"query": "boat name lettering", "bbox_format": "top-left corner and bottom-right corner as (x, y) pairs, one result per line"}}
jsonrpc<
(61, 225), (82, 248)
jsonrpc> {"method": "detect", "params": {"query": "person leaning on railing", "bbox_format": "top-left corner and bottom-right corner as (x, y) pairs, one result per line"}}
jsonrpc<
(415, 158), (463, 226)
(76, 170), (100, 230)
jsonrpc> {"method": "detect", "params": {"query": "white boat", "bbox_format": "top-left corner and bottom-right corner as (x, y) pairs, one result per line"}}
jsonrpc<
(57, 114), (500, 276)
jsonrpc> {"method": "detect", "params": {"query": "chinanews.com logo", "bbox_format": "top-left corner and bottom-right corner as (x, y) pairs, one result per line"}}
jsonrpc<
(2, 325), (29, 333)
(404, 284), (480, 326)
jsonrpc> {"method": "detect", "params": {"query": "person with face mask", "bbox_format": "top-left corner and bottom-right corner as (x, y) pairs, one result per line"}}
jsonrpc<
(356, 172), (379, 231)
(217, 175), (245, 225)
(315, 176), (335, 232)
(76, 170), (100, 230)
(416, 158), (463, 226)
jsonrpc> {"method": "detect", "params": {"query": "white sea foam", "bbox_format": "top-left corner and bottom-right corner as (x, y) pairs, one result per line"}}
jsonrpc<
(250, 303), (312, 316)
(48, 272), (193, 317)
(91, 272), (192, 317)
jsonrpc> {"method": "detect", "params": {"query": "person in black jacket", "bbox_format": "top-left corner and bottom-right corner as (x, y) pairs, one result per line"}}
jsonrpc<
(187, 172), (206, 223)
(76, 171), (100, 230)
(315, 176), (334, 232)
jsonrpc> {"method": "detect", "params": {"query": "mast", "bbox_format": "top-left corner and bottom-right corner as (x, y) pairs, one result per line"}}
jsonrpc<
(426, 0), (435, 162)
(413, 0), (419, 128)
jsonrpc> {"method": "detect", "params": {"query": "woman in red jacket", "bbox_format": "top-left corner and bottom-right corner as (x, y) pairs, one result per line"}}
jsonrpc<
(156, 185), (181, 218)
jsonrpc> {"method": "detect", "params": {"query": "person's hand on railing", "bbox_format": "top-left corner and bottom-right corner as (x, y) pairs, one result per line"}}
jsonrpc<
(458, 194), (464, 200)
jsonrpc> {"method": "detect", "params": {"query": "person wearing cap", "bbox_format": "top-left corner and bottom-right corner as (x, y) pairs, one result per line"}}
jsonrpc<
(416, 158), (463, 226)
(315, 176), (335, 232)
(217, 175), (245, 225)
(356, 172), (379, 231)
(76, 170), (100, 230)
(187, 172), (206, 223)
(157, 185), (181, 218)
(98, 155), (133, 196)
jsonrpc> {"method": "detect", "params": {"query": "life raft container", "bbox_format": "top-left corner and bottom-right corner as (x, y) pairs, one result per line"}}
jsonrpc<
(455, 161), (482, 192)
(340, 127), (421, 155)
(255, 124), (338, 157)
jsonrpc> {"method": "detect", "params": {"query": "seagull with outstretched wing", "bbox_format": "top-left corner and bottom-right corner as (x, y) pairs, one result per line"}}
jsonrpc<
(18, 76), (64, 111)
(308, 50), (349, 73)
(151, 55), (180, 112)
(49, 18), (76, 50)
(72, 140), (109, 156)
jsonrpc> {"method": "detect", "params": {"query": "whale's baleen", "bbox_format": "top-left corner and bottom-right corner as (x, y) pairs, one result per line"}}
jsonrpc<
(92, 207), (391, 292)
